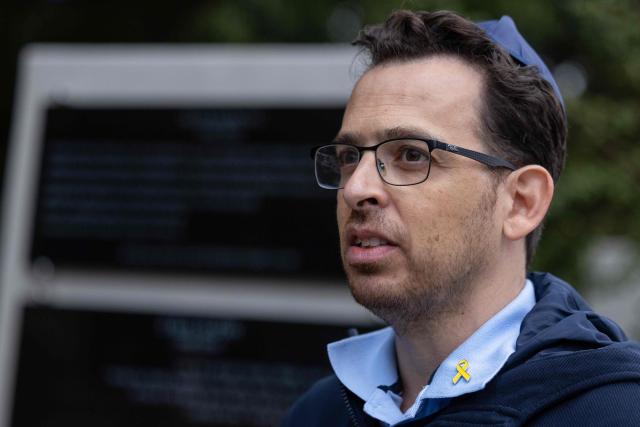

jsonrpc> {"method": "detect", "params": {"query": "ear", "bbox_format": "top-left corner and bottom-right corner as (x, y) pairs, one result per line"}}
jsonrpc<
(502, 165), (554, 241)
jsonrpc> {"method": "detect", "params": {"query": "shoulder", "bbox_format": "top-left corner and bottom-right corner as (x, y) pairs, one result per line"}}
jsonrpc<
(526, 380), (640, 426)
(517, 342), (640, 425)
(281, 375), (352, 427)
(460, 342), (640, 424)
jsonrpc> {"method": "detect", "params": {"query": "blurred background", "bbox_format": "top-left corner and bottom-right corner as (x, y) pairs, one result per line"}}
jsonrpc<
(0, 0), (638, 425)
(3, 0), (639, 334)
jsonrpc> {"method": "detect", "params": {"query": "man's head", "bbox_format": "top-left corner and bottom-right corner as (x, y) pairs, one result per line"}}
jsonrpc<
(327, 10), (567, 331)
(352, 10), (567, 265)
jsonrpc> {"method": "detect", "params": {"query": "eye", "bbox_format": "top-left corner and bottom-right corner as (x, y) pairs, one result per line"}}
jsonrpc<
(400, 147), (428, 163)
(337, 147), (359, 167)
(398, 145), (429, 164)
(380, 139), (430, 170)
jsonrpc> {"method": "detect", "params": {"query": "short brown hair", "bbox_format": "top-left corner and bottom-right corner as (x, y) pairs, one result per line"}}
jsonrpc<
(353, 9), (568, 266)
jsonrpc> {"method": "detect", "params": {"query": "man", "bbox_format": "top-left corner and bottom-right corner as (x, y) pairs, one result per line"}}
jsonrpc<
(283, 9), (640, 427)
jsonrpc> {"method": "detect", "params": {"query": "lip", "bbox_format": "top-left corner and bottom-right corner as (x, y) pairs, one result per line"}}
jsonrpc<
(346, 227), (397, 246)
(346, 244), (398, 264)
(344, 227), (399, 265)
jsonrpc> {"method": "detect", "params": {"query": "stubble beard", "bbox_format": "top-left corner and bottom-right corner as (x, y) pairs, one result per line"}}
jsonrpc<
(342, 188), (497, 336)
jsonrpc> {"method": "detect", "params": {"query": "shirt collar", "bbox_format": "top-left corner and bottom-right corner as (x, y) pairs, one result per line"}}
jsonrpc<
(327, 279), (536, 425)
(328, 326), (397, 402)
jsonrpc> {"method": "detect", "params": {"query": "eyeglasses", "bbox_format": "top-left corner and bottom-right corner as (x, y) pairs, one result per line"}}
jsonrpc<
(311, 138), (517, 189)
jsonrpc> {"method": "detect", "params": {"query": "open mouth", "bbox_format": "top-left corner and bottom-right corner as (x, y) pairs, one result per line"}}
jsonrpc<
(346, 232), (397, 264)
(353, 237), (389, 248)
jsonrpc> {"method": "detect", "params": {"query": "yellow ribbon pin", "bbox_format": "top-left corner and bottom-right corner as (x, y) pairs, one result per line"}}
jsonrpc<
(452, 359), (471, 384)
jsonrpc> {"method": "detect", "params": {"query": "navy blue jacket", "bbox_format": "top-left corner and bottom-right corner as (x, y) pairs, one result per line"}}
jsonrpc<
(282, 272), (640, 426)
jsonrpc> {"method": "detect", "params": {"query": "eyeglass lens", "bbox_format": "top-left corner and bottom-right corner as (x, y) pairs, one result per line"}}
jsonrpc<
(314, 139), (432, 189)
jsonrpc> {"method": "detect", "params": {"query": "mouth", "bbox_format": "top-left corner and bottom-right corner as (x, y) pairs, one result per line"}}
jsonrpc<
(353, 236), (390, 248)
(345, 228), (398, 265)
(347, 227), (397, 246)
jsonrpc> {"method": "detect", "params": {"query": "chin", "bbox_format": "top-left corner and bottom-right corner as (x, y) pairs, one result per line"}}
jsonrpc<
(345, 270), (408, 318)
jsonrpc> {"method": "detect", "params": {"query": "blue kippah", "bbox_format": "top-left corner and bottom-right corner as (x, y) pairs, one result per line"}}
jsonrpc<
(476, 16), (564, 109)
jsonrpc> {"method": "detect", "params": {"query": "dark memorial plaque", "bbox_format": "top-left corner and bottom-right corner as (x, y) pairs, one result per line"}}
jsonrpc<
(11, 306), (362, 427)
(1, 49), (362, 427)
(31, 107), (344, 279)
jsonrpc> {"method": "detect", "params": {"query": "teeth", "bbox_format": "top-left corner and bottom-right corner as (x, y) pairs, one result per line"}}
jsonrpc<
(355, 237), (388, 247)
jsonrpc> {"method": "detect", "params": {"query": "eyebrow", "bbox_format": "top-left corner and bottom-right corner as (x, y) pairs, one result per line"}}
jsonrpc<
(332, 126), (441, 145)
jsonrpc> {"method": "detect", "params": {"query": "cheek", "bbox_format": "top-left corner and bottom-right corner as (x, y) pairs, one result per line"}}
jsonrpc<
(336, 195), (348, 236)
(400, 187), (473, 246)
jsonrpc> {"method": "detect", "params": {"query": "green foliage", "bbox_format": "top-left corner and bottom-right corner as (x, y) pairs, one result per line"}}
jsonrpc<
(531, 1), (640, 286)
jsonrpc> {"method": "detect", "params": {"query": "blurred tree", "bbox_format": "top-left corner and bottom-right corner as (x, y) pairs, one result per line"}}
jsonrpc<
(2, 0), (639, 290)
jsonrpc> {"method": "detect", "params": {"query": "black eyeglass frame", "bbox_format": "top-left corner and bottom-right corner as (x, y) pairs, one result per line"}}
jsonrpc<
(310, 137), (517, 189)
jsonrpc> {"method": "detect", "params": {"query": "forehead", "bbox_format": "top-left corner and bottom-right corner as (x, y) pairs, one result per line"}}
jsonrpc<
(340, 55), (485, 146)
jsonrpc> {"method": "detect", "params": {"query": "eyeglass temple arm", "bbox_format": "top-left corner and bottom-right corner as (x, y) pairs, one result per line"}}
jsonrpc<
(432, 141), (517, 170)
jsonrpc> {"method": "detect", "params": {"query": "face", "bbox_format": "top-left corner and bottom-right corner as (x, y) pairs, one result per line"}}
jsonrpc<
(336, 56), (503, 332)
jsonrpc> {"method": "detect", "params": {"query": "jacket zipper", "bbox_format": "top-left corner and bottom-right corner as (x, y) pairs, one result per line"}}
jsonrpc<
(340, 384), (361, 427)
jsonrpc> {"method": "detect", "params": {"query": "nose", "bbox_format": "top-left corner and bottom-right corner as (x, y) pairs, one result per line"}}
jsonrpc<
(341, 151), (390, 209)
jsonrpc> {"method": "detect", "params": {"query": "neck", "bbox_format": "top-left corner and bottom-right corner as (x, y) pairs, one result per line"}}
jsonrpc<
(393, 260), (525, 412)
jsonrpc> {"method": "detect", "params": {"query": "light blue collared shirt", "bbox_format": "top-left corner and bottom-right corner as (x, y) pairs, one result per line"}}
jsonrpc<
(327, 279), (536, 426)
